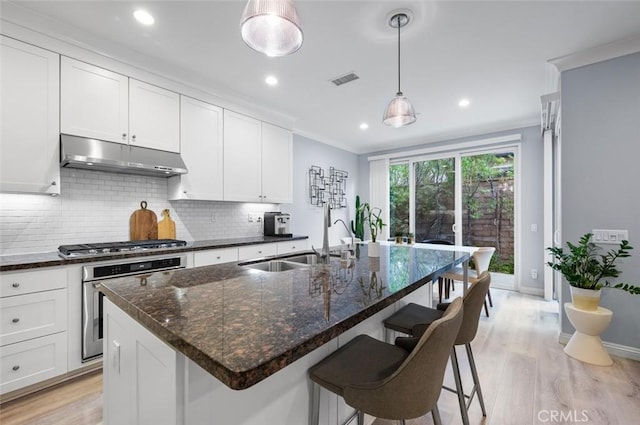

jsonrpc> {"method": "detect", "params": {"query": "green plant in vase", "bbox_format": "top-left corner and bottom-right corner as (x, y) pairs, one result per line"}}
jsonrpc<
(546, 233), (637, 310)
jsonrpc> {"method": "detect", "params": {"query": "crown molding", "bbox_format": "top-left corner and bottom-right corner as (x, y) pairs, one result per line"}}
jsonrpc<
(549, 33), (640, 72)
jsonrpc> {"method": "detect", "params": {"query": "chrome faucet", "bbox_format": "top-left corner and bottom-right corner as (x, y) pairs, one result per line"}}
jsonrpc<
(333, 218), (353, 254)
(312, 202), (332, 263)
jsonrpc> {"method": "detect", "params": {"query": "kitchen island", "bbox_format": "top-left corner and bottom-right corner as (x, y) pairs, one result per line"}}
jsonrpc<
(99, 242), (471, 425)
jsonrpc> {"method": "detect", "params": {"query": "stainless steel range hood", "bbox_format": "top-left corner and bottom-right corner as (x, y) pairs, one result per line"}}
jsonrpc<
(60, 134), (187, 177)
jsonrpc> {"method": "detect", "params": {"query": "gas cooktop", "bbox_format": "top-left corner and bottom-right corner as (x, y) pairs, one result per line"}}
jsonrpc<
(58, 239), (187, 257)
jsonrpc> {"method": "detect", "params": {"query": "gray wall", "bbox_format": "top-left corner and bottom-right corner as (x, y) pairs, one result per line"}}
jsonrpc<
(286, 134), (360, 248)
(359, 125), (545, 291)
(561, 52), (640, 348)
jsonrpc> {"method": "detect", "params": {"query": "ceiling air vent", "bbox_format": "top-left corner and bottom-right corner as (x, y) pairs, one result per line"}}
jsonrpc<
(330, 72), (359, 86)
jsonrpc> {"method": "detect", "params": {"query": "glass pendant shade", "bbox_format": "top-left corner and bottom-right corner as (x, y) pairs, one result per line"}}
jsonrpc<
(383, 92), (417, 127)
(383, 12), (416, 127)
(240, 0), (303, 57)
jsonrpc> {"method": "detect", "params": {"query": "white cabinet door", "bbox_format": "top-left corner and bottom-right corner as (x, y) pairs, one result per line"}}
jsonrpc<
(104, 298), (177, 425)
(60, 57), (129, 144)
(129, 79), (180, 153)
(238, 243), (278, 261)
(276, 240), (308, 255)
(0, 289), (67, 346)
(262, 123), (293, 204)
(0, 332), (67, 394)
(223, 110), (262, 202)
(193, 248), (238, 267)
(0, 36), (60, 195)
(168, 96), (223, 200)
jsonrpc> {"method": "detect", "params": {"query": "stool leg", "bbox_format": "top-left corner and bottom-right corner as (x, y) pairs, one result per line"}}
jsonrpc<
(438, 277), (443, 304)
(432, 404), (443, 425)
(483, 300), (489, 317)
(466, 343), (487, 417)
(487, 288), (493, 307)
(451, 347), (471, 425)
(357, 411), (364, 425)
(310, 381), (320, 425)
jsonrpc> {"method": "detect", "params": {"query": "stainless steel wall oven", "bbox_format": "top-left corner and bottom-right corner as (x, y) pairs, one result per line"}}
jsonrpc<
(81, 254), (186, 361)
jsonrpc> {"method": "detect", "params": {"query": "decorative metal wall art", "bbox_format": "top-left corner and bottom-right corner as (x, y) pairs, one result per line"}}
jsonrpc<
(308, 165), (348, 209)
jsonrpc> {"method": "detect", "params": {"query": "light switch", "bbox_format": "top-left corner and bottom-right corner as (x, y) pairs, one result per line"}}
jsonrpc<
(592, 229), (629, 244)
(112, 340), (121, 374)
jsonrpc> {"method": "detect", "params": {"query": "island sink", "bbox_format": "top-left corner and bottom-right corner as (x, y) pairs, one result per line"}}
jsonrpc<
(242, 259), (309, 272)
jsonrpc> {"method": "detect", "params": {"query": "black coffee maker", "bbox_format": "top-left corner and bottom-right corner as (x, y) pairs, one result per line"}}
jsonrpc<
(264, 212), (292, 237)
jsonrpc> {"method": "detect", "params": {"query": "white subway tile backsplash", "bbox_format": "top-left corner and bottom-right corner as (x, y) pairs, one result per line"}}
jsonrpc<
(0, 168), (279, 255)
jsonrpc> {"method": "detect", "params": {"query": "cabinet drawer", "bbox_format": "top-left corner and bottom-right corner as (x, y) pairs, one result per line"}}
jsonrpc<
(276, 240), (308, 255)
(238, 243), (277, 261)
(193, 248), (238, 267)
(0, 332), (67, 394)
(0, 268), (67, 298)
(0, 289), (67, 346)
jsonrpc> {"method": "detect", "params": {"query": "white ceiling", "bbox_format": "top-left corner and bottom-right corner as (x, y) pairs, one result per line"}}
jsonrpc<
(3, 1), (640, 154)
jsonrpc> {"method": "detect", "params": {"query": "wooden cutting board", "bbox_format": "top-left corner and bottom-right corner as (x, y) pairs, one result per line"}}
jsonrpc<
(158, 209), (176, 240)
(129, 201), (158, 240)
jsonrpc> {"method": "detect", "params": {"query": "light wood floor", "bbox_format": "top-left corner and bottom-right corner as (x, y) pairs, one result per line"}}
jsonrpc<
(1, 288), (638, 425)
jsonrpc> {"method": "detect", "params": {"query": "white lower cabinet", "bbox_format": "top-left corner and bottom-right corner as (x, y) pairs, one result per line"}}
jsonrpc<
(0, 289), (67, 346)
(238, 243), (278, 261)
(104, 298), (177, 425)
(0, 332), (67, 394)
(0, 267), (68, 395)
(276, 240), (309, 255)
(193, 248), (239, 267)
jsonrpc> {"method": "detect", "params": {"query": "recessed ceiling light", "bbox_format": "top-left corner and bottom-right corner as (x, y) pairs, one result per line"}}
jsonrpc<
(265, 75), (278, 86)
(133, 9), (155, 26)
(458, 98), (471, 108)
(360, 123), (369, 130)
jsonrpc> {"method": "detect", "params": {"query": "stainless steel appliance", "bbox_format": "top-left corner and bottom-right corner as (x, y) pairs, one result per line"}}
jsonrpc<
(264, 212), (292, 237)
(60, 134), (188, 177)
(81, 253), (187, 361)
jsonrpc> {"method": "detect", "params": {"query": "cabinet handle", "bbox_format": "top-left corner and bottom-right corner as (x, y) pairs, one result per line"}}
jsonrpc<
(122, 133), (127, 139)
(12, 318), (20, 324)
(183, 190), (187, 194)
(12, 365), (20, 371)
(258, 251), (262, 254)
(12, 282), (20, 288)
(50, 181), (57, 186)
(132, 135), (137, 141)
(216, 256), (221, 259)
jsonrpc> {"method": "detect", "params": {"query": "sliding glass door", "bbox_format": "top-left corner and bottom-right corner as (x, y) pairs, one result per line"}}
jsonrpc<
(390, 149), (515, 277)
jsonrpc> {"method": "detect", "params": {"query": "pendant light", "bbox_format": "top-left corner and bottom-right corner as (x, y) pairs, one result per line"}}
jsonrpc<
(383, 13), (416, 127)
(240, 0), (303, 57)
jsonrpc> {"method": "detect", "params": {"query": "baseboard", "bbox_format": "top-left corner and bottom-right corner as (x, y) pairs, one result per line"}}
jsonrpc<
(490, 281), (514, 291)
(518, 286), (545, 297)
(559, 332), (640, 361)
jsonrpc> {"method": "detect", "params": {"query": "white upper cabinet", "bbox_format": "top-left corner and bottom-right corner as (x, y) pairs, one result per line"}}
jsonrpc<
(262, 122), (293, 204)
(223, 111), (293, 203)
(0, 36), (60, 195)
(60, 56), (128, 144)
(60, 57), (180, 153)
(168, 96), (223, 200)
(223, 110), (263, 202)
(128, 79), (180, 153)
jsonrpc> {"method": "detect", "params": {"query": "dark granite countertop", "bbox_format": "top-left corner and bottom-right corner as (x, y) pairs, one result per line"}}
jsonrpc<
(0, 235), (308, 272)
(98, 243), (470, 390)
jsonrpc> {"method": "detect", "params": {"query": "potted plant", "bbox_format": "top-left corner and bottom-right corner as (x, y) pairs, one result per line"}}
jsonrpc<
(406, 232), (414, 245)
(546, 233), (637, 310)
(358, 202), (385, 257)
(394, 231), (404, 244)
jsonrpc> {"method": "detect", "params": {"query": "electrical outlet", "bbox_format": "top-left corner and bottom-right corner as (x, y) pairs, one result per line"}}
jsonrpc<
(248, 212), (262, 223)
(531, 269), (538, 279)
